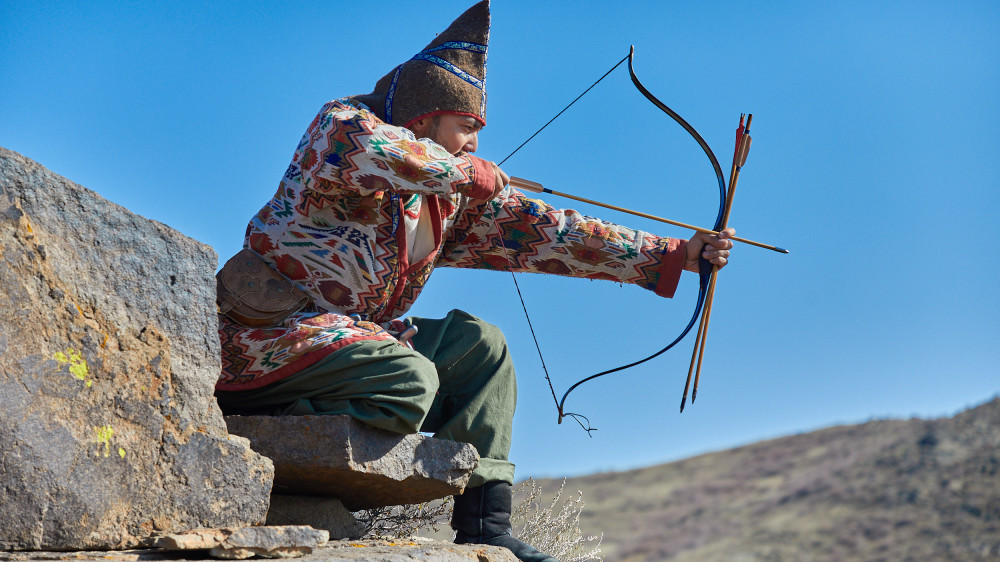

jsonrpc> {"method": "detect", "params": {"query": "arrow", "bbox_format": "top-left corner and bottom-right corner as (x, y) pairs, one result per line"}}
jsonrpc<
(681, 114), (753, 412)
(508, 176), (786, 254)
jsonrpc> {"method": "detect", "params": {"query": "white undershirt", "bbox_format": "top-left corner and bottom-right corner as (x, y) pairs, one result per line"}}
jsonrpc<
(405, 195), (436, 264)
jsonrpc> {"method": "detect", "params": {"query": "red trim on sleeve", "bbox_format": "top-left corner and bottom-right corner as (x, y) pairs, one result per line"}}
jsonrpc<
(654, 238), (687, 298)
(464, 155), (496, 200)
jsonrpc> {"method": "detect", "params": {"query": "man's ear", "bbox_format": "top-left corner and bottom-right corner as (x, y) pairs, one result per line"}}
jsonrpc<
(409, 117), (429, 137)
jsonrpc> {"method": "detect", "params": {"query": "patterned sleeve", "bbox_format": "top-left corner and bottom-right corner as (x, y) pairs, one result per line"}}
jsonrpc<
(292, 99), (494, 204)
(437, 187), (688, 298)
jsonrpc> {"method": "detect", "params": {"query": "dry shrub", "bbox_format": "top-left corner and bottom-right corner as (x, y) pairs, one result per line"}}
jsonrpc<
(511, 478), (604, 562)
(355, 497), (453, 539)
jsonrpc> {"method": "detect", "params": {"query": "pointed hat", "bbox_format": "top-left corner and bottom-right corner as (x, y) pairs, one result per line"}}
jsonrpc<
(350, 0), (490, 128)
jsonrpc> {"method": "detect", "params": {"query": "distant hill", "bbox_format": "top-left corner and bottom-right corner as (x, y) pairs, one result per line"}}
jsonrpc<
(533, 397), (1000, 561)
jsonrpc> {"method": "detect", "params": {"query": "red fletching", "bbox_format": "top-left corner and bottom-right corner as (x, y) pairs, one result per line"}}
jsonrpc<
(732, 113), (746, 166)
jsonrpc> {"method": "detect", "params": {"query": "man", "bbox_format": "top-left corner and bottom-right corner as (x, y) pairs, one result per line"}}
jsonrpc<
(215, 2), (732, 561)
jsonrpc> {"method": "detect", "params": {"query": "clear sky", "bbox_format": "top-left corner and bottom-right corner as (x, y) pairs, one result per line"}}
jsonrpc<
(3, 0), (998, 478)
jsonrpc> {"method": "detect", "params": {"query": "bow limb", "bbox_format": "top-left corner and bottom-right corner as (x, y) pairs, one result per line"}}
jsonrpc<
(556, 46), (728, 424)
(628, 45), (727, 232)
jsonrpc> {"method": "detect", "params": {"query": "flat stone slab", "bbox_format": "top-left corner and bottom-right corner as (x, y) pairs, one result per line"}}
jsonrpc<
(225, 415), (479, 510)
(153, 526), (329, 559)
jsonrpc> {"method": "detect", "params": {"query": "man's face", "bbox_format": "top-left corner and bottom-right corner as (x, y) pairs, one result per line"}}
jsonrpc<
(411, 114), (482, 155)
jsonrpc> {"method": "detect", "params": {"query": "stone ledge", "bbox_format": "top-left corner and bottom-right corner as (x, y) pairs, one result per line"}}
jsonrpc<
(0, 539), (518, 561)
(310, 539), (518, 561)
(225, 415), (479, 510)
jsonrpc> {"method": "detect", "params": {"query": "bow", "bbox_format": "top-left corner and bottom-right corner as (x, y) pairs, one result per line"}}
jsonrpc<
(496, 46), (757, 432)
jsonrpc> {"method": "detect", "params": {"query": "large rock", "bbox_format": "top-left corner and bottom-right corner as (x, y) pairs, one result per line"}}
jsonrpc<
(0, 147), (274, 550)
(225, 415), (478, 510)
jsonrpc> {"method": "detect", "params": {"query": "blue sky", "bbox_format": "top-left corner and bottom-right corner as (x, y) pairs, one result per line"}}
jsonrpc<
(2, 0), (998, 478)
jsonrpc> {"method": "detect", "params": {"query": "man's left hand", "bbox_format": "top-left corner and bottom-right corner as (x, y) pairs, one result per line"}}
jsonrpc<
(683, 228), (735, 273)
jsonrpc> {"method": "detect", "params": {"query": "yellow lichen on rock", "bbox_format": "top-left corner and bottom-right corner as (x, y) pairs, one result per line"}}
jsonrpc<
(54, 348), (91, 386)
(94, 425), (114, 458)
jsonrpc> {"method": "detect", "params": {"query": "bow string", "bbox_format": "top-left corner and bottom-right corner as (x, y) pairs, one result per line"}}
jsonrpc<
(495, 46), (730, 433)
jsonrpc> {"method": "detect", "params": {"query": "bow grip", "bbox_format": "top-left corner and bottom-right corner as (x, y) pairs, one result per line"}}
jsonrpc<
(699, 254), (714, 283)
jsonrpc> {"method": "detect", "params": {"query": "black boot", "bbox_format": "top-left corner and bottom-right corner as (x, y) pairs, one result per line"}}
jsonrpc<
(452, 481), (559, 562)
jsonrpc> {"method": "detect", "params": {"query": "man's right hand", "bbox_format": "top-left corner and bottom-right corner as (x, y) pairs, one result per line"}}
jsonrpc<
(488, 162), (509, 201)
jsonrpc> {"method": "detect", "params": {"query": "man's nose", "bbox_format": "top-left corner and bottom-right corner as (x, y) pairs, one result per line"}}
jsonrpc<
(464, 132), (478, 153)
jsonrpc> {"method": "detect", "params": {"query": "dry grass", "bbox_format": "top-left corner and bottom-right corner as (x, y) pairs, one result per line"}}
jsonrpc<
(355, 498), (453, 540)
(511, 478), (603, 562)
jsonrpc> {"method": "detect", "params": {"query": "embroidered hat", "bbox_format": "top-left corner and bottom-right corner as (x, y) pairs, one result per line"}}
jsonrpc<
(350, 0), (490, 128)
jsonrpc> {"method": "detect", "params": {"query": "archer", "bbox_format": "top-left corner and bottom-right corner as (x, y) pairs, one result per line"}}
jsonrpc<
(213, 2), (732, 560)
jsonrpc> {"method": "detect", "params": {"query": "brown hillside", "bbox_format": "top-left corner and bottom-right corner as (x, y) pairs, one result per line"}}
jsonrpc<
(535, 397), (1000, 561)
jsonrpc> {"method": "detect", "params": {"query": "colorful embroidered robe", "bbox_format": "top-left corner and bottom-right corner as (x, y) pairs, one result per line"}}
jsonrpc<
(217, 99), (687, 390)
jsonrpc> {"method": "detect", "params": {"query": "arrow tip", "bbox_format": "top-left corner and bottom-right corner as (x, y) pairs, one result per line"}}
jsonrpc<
(777, 247), (790, 254)
(680, 396), (687, 413)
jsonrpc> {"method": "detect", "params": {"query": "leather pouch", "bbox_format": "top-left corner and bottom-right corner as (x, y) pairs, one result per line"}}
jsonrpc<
(216, 249), (310, 327)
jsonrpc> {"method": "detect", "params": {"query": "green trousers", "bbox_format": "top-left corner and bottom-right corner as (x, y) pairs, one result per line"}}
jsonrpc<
(215, 309), (516, 487)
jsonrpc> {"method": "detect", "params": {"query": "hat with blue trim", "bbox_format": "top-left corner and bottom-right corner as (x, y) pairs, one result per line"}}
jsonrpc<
(350, 0), (489, 128)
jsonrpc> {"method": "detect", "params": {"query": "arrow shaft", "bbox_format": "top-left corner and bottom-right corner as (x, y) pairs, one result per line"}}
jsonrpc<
(508, 177), (786, 253)
(684, 113), (754, 409)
